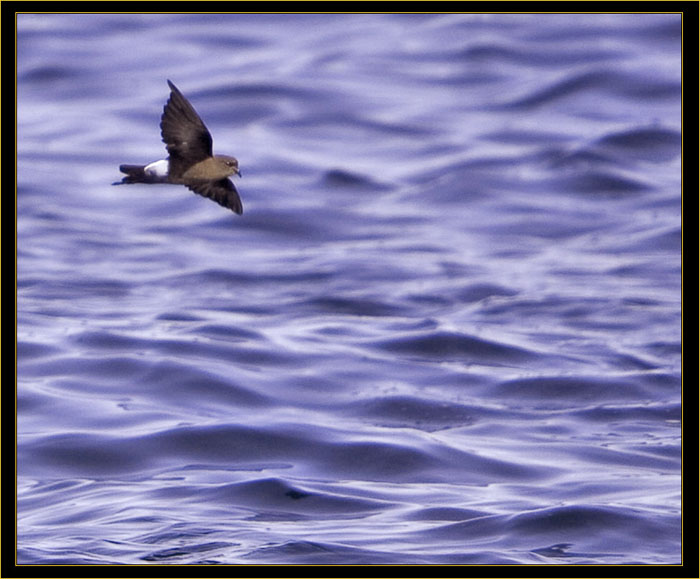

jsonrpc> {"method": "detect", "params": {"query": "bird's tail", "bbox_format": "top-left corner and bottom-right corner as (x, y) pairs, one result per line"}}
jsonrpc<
(112, 164), (147, 185)
(113, 164), (168, 185)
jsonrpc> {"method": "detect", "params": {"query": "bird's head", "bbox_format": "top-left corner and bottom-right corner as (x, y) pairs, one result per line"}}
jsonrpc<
(217, 155), (241, 177)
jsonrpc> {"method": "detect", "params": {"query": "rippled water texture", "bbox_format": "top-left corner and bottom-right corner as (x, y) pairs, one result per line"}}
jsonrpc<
(17, 13), (682, 565)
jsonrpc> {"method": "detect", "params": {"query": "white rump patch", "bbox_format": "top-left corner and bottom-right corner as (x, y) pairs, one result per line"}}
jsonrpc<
(144, 159), (169, 177)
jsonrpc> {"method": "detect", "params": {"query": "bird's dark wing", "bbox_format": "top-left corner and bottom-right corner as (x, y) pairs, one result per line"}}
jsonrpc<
(161, 80), (213, 179)
(186, 178), (243, 215)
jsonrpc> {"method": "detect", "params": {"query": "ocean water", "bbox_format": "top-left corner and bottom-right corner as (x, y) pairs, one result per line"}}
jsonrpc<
(16, 13), (682, 565)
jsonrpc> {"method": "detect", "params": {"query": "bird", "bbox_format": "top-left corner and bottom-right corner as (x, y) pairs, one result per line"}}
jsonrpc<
(114, 80), (243, 215)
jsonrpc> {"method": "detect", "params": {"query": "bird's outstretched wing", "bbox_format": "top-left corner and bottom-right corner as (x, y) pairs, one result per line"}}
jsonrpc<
(161, 80), (213, 179)
(186, 178), (243, 215)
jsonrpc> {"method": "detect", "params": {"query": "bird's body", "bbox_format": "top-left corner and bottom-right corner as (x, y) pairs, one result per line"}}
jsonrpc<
(115, 80), (243, 215)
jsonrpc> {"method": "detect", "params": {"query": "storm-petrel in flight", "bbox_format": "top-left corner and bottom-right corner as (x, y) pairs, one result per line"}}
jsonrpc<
(115, 80), (243, 215)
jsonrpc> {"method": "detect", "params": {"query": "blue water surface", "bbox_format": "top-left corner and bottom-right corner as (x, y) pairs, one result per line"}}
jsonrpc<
(17, 13), (682, 565)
